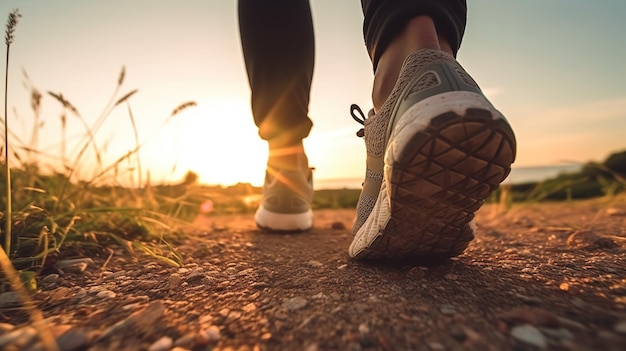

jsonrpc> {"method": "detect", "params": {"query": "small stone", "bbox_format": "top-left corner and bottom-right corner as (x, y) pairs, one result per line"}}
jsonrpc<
(331, 221), (346, 230)
(0, 292), (20, 307)
(0, 323), (15, 334)
(283, 297), (308, 311)
(225, 310), (242, 324)
(74, 289), (87, 299)
(261, 332), (272, 341)
(148, 336), (173, 351)
(186, 270), (207, 283)
(0, 326), (36, 349)
(337, 264), (347, 270)
(307, 260), (323, 268)
(56, 327), (90, 351)
(88, 286), (105, 294)
(42, 274), (60, 284)
(511, 324), (547, 349)
(65, 262), (89, 273)
(168, 273), (183, 289)
(96, 290), (116, 299)
(98, 301), (165, 341)
(440, 305), (456, 315)
(196, 326), (221, 345)
(136, 280), (159, 290)
(358, 323), (369, 334)
(539, 327), (574, 340)
(174, 333), (195, 348)
(444, 273), (458, 280)
(614, 320), (626, 335)
(427, 341), (445, 350)
(606, 207), (626, 216)
(243, 303), (257, 313)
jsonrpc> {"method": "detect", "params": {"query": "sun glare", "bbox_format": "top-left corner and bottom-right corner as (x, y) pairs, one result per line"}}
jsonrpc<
(158, 98), (268, 187)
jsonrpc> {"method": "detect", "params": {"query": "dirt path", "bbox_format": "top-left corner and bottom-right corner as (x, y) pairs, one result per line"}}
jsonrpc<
(2, 199), (626, 350)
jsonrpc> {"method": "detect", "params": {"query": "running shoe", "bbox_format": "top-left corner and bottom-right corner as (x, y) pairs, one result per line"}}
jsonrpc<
(349, 49), (516, 260)
(255, 167), (314, 232)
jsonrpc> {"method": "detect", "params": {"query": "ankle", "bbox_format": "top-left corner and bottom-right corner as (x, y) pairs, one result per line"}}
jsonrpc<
(267, 142), (309, 173)
(371, 16), (452, 111)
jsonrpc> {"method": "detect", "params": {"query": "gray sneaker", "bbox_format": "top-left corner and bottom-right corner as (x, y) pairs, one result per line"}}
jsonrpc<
(255, 167), (314, 232)
(349, 49), (516, 260)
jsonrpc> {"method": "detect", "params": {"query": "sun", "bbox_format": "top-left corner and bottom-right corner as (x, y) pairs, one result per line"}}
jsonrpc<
(144, 98), (269, 187)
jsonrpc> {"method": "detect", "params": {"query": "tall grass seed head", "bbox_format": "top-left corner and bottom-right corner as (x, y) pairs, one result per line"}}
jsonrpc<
(5, 9), (21, 45)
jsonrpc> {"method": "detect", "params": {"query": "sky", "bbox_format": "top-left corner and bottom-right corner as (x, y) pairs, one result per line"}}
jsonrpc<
(1, 1), (625, 187)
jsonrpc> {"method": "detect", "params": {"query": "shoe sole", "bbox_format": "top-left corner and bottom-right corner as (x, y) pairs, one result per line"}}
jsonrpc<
(350, 91), (516, 260)
(255, 205), (313, 233)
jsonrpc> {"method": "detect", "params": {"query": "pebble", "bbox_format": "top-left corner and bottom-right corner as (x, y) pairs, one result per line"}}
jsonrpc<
(74, 289), (87, 299)
(0, 326), (36, 349)
(427, 341), (445, 350)
(615, 320), (626, 334)
(0, 292), (20, 307)
(440, 305), (456, 315)
(55, 327), (90, 351)
(98, 300), (165, 341)
(88, 286), (106, 294)
(174, 333), (195, 348)
(42, 273), (60, 284)
(307, 260), (323, 268)
(148, 336), (173, 351)
(96, 290), (116, 299)
(444, 273), (458, 280)
(540, 327), (573, 340)
(225, 310), (242, 324)
(606, 207), (625, 216)
(136, 280), (159, 290)
(358, 323), (369, 334)
(511, 324), (547, 349)
(0, 323), (15, 334)
(197, 325), (221, 345)
(168, 273), (183, 289)
(283, 297), (308, 311)
(186, 270), (207, 282)
(243, 302), (257, 313)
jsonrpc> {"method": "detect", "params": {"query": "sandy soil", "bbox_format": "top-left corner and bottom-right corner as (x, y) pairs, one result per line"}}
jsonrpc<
(1, 198), (626, 351)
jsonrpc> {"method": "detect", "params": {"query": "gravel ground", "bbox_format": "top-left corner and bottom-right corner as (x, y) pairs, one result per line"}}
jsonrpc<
(1, 198), (625, 351)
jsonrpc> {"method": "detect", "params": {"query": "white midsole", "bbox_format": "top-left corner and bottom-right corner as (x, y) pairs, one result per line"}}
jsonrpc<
(255, 205), (313, 231)
(349, 91), (495, 257)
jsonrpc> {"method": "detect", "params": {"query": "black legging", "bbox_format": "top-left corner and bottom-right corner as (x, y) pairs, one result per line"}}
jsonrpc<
(238, 0), (466, 146)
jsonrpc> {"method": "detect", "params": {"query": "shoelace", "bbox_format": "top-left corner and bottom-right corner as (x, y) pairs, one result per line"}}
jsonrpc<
(350, 104), (366, 137)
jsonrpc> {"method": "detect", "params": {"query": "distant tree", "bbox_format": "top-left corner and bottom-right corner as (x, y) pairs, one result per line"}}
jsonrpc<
(603, 150), (626, 175)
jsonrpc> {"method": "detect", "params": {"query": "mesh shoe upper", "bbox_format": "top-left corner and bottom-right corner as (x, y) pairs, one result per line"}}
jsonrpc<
(352, 49), (478, 235)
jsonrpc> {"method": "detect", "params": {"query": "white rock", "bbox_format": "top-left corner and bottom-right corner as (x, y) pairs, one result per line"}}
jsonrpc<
(42, 273), (60, 283)
(511, 324), (547, 349)
(96, 290), (116, 299)
(148, 336), (173, 351)
(283, 297), (307, 311)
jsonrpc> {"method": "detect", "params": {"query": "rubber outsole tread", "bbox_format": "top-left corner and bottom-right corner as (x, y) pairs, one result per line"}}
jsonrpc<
(354, 109), (516, 260)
